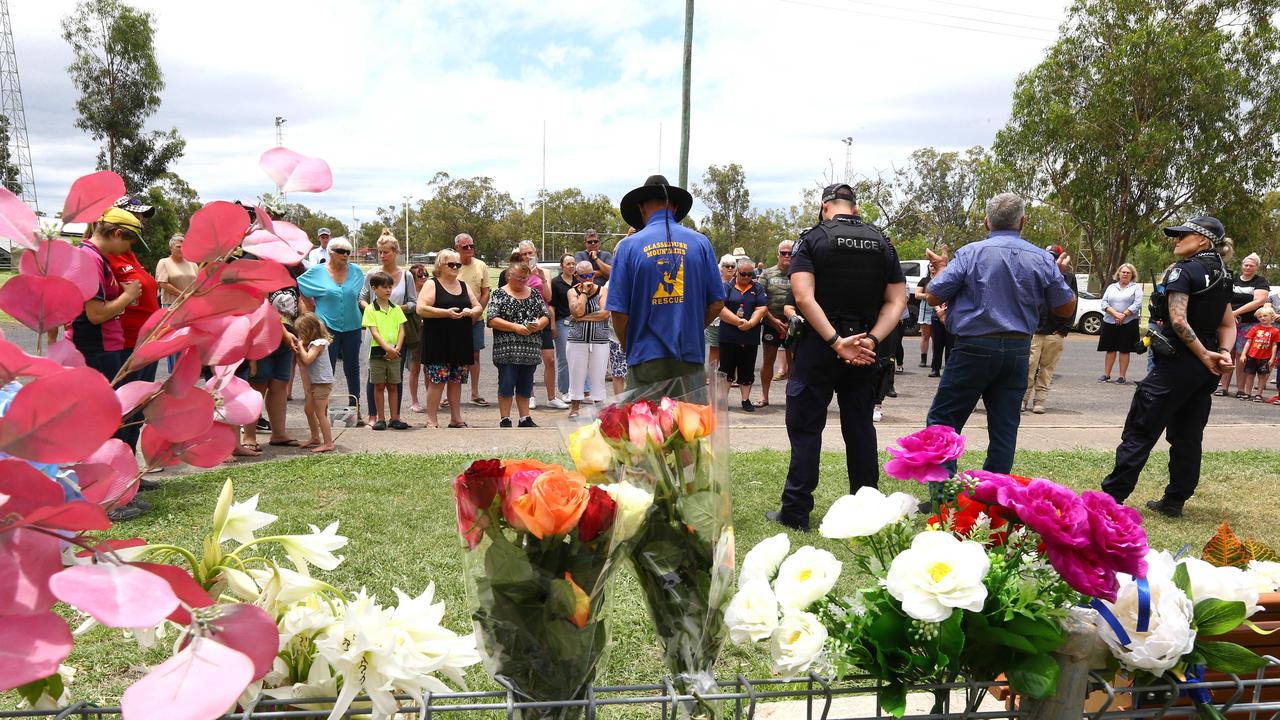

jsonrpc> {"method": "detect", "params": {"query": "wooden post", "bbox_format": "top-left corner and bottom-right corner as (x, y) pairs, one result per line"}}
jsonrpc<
(1024, 609), (1110, 720)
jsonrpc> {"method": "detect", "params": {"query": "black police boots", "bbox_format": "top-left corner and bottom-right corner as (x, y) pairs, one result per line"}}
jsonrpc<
(765, 510), (809, 532)
(1144, 498), (1184, 518)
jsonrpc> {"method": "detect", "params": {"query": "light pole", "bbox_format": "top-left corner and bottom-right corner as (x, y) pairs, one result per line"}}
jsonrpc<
(403, 195), (413, 263)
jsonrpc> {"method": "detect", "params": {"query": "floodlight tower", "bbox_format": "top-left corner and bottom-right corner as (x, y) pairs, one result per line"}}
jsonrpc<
(0, 0), (37, 210)
(841, 136), (854, 184)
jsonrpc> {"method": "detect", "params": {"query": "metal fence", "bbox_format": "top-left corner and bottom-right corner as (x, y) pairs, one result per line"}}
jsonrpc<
(5, 663), (1280, 720)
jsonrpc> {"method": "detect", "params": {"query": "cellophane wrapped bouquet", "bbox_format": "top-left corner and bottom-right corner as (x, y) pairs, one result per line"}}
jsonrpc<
(565, 376), (733, 720)
(454, 458), (636, 720)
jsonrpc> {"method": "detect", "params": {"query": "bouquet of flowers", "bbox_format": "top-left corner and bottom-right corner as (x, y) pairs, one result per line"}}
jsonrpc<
(565, 381), (733, 720)
(454, 458), (638, 720)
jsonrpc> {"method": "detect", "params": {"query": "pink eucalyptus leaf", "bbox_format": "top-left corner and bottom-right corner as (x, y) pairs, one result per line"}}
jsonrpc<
(164, 348), (203, 398)
(75, 538), (148, 559)
(0, 459), (63, 519)
(61, 171), (125, 223)
(0, 186), (38, 250)
(183, 201), (250, 263)
(140, 424), (179, 468)
(0, 338), (65, 384)
(167, 288), (262, 328)
(49, 563), (180, 628)
(245, 302), (282, 361)
(0, 274), (86, 332)
(0, 613), (72, 693)
(196, 315), (252, 367)
(20, 500), (112, 532)
(144, 388), (215, 443)
(241, 227), (309, 264)
(259, 147), (333, 193)
(133, 563), (214, 626)
(0, 528), (63, 614)
(0, 367), (121, 464)
(21, 238), (97, 300)
(202, 604), (278, 680)
(209, 259), (293, 294)
(47, 338), (85, 368)
(121, 638), (253, 720)
(254, 205), (274, 234)
(130, 327), (205, 368)
(210, 375), (262, 425)
(86, 438), (139, 482)
(74, 462), (127, 506)
(117, 380), (163, 416)
(142, 422), (237, 469)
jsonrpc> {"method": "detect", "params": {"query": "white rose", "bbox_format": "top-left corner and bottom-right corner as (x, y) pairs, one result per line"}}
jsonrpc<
(885, 531), (989, 623)
(1096, 575), (1196, 675)
(1246, 560), (1280, 594)
(769, 611), (828, 675)
(601, 482), (654, 543)
(772, 546), (842, 611)
(725, 578), (781, 644)
(819, 486), (916, 539)
(1181, 557), (1262, 617)
(740, 533), (791, 583)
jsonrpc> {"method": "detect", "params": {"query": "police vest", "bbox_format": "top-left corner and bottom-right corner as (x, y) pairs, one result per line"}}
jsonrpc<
(809, 217), (890, 324)
(1149, 252), (1231, 338)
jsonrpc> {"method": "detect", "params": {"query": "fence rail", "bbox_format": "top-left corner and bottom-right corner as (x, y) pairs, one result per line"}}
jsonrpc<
(5, 663), (1280, 720)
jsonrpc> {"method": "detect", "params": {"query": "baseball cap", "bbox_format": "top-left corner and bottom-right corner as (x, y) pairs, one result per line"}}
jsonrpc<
(317, 227), (332, 237)
(821, 183), (857, 203)
(1163, 215), (1225, 244)
(113, 195), (155, 218)
(1047, 244), (1066, 258)
(99, 207), (148, 248)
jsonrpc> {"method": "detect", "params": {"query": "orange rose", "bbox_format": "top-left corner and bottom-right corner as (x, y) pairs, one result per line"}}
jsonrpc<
(511, 467), (590, 539)
(565, 572), (590, 628)
(674, 401), (715, 443)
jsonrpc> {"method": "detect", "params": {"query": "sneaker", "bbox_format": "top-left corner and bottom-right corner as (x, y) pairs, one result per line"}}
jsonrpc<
(895, 364), (905, 374)
(886, 389), (897, 398)
(740, 399), (755, 413)
(548, 398), (570, 409)
(1098, 375), (1111, 383)
(928, 370), (941, 378)
(129, 497), (153, 511)
(1115, 377), (1126, 385)
(372, 420), (387, 431)
(500, 417), (513, 428)
(528, 396), (537, 409)
(388, 419), (411, 430)
(1144, 498), (1183, 518)
(518, 416), (538, 428)
(138, 478), (160, 492)
(1032, 405), (1046, 414)
(560, 393), (572, 403)
(256, 416), (271, 431)
(107, 503), (145, 522)
(764, 510), (809, 532)
(872, 408), (883, 422)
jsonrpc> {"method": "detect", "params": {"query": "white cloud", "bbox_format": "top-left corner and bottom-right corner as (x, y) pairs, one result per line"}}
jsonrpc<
(12, 0), (1069, 228)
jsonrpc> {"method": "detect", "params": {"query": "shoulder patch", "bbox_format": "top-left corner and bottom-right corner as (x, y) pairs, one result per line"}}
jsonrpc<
(1167, 268), (1181, 283)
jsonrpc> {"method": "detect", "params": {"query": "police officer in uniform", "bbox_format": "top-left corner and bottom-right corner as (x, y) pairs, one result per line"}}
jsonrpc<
(1100, 216), (1235, 518)
(766, 184), (906, 531)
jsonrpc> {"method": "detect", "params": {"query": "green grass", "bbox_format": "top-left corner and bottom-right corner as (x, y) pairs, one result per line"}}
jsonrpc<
(7, 449), (1278, 711)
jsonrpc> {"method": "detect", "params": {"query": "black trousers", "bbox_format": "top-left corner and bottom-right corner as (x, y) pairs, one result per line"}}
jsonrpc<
(931, 318), (951, 372)
(1100, 349), (1220, 505)
(779, 331), (879, 526)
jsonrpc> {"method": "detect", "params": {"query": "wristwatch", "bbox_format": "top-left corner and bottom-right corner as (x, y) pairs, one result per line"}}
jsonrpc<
(867, 334), (880, 350)
(826, 331), (840, 346)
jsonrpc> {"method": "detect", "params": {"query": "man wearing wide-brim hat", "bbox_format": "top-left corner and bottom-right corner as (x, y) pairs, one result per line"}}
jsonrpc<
(605, 175), (725, 388)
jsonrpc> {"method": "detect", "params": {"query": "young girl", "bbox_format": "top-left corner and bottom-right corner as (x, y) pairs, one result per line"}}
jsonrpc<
(293, 313), (336, 453)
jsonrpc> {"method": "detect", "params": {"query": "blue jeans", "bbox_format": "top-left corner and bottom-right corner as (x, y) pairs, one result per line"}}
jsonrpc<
(327, 328), (363, 409)
(496, 363), (536, 398)
(554, 317), (571, 395)
(924, 335), (1031, 475)
(116, 348), (158, 452)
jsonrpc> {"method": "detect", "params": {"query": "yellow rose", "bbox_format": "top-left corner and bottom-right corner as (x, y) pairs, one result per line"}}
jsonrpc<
(568, 420), (612, 478)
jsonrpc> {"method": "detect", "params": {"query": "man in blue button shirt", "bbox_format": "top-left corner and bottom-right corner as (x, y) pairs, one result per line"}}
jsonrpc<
(924, 193), (1076, 474)
(606, 175), (725, 388)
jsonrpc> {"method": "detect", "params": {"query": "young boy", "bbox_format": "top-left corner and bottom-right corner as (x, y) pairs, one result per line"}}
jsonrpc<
(1241, 305), (1279, 403)
(361, 271), (409, 430)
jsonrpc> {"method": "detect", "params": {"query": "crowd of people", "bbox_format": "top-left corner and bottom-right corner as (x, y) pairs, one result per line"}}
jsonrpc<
(56, 180), (1280, 523)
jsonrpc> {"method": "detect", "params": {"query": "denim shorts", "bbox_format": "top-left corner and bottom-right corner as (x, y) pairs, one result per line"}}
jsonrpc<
(471, 321), (486, 351)
(496, 363), (536, 398)
(250, 341), (295, 384)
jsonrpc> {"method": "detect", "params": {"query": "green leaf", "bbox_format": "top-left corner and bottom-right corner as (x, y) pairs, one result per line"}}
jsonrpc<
(1005, 615), (1067, 645)
(1173, 562), (1193, 599)
(869, 609), (908, 648)
(1007, 653), (1061, 699)
(483, 535), (539, 603)
(1194, 598), (1247, 637)
(675, 491), (721, 539)
(15, 678), (47, 707)
(1196, 641), (1269, 674)
(545, 577), (576, 622)
(880, 682), (907, 718)
(982, 626), (1040, 654)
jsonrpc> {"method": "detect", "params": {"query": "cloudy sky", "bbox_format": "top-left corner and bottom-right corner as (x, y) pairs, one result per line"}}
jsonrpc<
(12, 0), (1070, 227)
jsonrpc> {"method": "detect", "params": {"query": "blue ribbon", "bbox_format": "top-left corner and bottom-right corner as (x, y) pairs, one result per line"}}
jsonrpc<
(1136, 577), (1151, 633)
(1090, 598), (1132, 646)
(1182, 664), (1212, 705)
(1172, 543), (1192, 560)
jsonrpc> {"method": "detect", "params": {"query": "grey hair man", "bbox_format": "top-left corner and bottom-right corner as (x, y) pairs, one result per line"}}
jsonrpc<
(922, 192), (1077, 477)
(305, 227), (332, 266)
(453, 232), (492, 406)
(574, 228), (613, 280)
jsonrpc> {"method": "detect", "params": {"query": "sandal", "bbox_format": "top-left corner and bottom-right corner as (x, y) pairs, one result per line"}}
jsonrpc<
(1236, 391), (1250, 400)
(753, 400), (769, 408)
(447, 421), (469, 428)
(1213, 388), (1228, 396)
(1252, 395), (1265, 403)
(269, 438), (301, 447)
(471, 396), (489, 407)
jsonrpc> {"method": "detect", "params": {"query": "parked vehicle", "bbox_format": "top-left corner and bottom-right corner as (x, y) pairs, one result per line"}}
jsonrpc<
(1074, 289), (1106, 335)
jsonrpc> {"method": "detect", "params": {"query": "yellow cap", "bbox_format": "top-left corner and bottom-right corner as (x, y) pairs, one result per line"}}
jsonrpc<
(99, 206), (145, 241)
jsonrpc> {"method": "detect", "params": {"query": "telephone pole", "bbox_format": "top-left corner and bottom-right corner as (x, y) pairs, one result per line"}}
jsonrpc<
(678, 0), (694, 188)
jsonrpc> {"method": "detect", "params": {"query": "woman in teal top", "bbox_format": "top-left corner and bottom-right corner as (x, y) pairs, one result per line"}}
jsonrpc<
(298, 238), (367, 424)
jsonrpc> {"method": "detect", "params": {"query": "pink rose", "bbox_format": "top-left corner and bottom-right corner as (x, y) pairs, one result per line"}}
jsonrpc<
(966, 471), (1025, 506)
(1003, 479), (1091, 550)
(657, 397), (678, 438)
(1045, 541), (1119, 602)
(1081, 491), (1149, 578)
(627, 400), (665, 446)
(883, 425), (966, 484)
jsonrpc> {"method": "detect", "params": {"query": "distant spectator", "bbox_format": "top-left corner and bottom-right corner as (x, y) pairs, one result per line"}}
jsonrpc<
(1217, 252), (1269, 398)
(1097, 263), (1143, 384)
(248, 263), (303, 448)
(499, 242), (561, 409)
(566, 261), (611, 418)
(574, 229), (613, 280)
(1023, 245), (1079, 413)
(1240, 305), (1279, 402)
(550, 254), (577, 403)
(719, 258), (769, 412)
(298, 237), (366, 425)
(362, 271), (409, 431)
(488, 258), (549, 427)
(416, 249), (480, 428)
(294, 313), (336, 453)
(305, 227), (332, 266)
(706, 254), (737, 369)
(407, 263), (429, 412)
(453, 233), (491, 407)
(154, 233), (198, 373)
(758, 241), (794, 407)
(359, 230), (418, 419)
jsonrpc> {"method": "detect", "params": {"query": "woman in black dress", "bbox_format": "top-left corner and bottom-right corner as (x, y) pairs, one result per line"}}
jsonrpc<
(416, 248), (480, 428)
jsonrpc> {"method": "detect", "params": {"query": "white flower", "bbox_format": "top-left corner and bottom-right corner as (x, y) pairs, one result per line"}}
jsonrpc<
(278, 521), (347, 572)
(819, 486), (917, 539)
(769, 611), (828, 675)
(279, 598), (338, 648)
(219, 494), (278, 545)
(884, 531), (989, 622)
(251, 564), (332, 609)
(772, 546), (842, 611)
(1096, 575), (1196, 675)
(1181, 557), (1262, 617)
(740, 533), (791, 583)
(600, 482), (654, 543)
(1246, 560), (1280, 594)
(221, 567), (262, 601)
(725, 578), (780, 644)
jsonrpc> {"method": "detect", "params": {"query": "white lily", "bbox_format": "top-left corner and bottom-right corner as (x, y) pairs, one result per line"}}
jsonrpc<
(219, 494), (278, 545)
(277, 521), (347, 572)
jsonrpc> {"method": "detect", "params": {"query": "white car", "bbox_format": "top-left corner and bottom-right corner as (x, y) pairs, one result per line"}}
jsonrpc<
(1073, 289), (1106, 335)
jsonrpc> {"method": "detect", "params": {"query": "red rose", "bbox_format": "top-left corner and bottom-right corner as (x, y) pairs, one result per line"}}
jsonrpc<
(577, 485), (617, 543)
(454, 459), (503, 549)
(598, 404), (629, 440)
(931, 492), (1016, 545)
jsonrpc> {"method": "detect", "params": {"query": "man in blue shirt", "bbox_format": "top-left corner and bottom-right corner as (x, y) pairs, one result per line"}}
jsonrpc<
(606, 175), (725, 387)
(924, 193), (1076, 474)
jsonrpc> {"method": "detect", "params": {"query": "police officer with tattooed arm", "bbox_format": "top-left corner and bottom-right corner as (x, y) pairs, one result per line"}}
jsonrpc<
(766, 183), (906, 531)
(1101, 216), (1235, 518)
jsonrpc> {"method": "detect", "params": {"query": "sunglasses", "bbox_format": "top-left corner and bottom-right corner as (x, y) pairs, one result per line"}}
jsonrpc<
(458, 244), (474, 250)
(330, 248), (350, 255)
(576, 273), (595, 280)
(737, 271), (754, 277)
(721, 264), (735, 269)
(445, 262), (462, 269)
(778, 251), (791, 256)
(586, 239), (599, 244)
